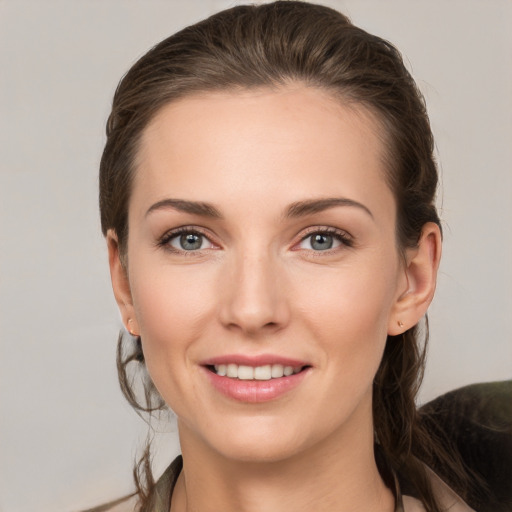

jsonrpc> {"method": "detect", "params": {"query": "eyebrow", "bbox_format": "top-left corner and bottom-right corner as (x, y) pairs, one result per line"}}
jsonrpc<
(145, 196), (373, 220)
(145, 199), (223, 218)
(285, 197), (374, 219)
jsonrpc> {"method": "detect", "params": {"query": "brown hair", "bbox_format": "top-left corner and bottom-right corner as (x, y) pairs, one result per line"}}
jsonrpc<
(100, 2), (471, 510)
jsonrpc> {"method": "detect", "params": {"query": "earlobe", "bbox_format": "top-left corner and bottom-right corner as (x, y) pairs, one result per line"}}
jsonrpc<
(388, 222), (442, 335)
(107, 230), (139, 335)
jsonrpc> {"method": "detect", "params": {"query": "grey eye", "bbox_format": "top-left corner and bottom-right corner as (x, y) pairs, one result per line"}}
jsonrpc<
(299, 232), (342, 251)
(310, 233), (334, 250)
(170, 232), (206, 251)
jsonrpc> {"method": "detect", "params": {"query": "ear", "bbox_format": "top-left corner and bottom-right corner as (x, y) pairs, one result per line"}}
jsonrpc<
(388, 222), (442, 335)
(107, 229), (140, 336)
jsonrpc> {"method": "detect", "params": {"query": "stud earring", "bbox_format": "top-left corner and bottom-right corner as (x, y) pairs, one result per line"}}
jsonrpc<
(397, 320), (404, 328)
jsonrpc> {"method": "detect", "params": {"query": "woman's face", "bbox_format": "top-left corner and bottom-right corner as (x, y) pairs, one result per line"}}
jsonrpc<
(114, 86), (411, 462)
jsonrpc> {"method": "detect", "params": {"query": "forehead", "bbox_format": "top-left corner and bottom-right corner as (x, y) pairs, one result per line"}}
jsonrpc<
(133, 86), (394, 220)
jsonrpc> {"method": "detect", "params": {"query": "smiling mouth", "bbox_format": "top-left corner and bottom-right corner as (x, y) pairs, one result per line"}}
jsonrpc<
(207, 364), (308, 380)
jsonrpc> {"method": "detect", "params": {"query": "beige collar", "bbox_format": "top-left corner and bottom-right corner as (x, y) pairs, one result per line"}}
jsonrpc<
(402, 465), (475, 512)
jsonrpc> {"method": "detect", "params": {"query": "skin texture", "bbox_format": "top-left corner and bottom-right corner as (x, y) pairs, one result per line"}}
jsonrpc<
(108, 86), (441, 512)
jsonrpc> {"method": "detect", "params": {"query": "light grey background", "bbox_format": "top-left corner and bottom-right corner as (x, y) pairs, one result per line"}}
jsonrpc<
(1, 1), (511, 511)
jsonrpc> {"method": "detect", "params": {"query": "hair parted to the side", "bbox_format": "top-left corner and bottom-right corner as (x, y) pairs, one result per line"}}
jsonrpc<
(100, 2), (473, 510)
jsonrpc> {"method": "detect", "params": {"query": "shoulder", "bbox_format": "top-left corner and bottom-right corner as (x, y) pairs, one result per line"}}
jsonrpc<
(419, 380), (512, 512)
(402, 471), (476, 512)
(420, 380), (512, 426)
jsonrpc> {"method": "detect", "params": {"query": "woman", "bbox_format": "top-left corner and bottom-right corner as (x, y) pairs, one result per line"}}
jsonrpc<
(97, 2), (506, 511)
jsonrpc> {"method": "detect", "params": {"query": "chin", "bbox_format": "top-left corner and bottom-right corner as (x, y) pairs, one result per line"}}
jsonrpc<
(214, 436), (305, 464)
(208, 416), (323, 464)
(180, 413), (310, 464)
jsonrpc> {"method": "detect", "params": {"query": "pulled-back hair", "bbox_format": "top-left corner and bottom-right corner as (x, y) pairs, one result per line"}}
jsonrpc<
(99, 2), (472, 510)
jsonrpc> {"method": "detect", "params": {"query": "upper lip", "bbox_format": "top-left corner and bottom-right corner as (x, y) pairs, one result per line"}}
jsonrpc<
(201, 354), (310, 367)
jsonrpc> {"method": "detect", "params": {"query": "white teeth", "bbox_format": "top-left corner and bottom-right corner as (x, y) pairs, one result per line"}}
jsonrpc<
(271, 364), (284, 378)
(238, 365), (254, 380)
(226, 363), (238, 378)
(216, 364), (227, 376)
(213, 363), (303, 379)
(254, 365), (272, 380)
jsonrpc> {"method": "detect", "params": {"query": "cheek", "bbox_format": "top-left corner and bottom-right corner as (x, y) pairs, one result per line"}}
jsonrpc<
(293, 254), (399, 367)
(127, 262), (221, 417)
(297, 262), (397, 330)
(128, 259), (218, 370)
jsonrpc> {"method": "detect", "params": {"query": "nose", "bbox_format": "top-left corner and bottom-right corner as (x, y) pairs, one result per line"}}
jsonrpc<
(218, 250), (290, 336)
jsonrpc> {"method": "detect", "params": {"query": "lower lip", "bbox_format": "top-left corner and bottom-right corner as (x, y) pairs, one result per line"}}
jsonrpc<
(202, 367), (310, 403)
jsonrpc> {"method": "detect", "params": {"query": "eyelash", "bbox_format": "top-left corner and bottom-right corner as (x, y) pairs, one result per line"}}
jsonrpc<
(157, 226), (353, 254)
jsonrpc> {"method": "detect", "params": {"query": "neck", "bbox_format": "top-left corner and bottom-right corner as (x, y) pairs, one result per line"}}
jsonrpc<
(171, 402), (395, 512)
